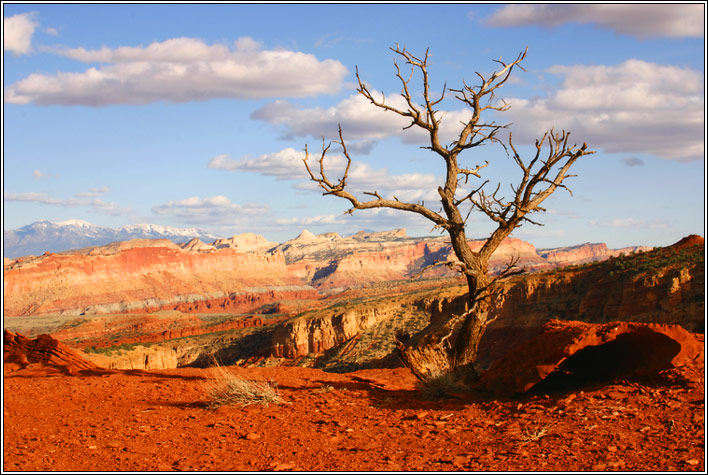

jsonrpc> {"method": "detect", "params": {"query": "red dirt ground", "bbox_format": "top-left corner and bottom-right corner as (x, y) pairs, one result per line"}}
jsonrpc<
(3, 354), (705, 472)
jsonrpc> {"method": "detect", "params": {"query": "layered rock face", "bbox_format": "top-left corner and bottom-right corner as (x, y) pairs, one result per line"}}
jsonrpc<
(270, 237), (704, 365)
(539, 242), (653, 265)
(4, 330), (99, 373)
(3, 239), (316, 316)
(3, 227), (659, 319)
(277, 229), (547, 290)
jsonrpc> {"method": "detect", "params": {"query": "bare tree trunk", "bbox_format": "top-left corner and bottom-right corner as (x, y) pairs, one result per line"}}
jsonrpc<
(395, 255), (492, 384)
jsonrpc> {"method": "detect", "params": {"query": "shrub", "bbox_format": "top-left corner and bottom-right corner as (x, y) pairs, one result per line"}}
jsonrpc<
(204, 362), (282, 409)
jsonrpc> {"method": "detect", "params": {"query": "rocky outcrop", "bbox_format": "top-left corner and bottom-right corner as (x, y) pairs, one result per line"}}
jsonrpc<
(180, 238), (216, 252)
(3, 227), (664, 319)
(4, 330), (99, 373)
(478, 319), (703, 396)
(270, 237), (704, 365)
(539, 242), (654, 265)
(271, 303), (404, 358)
(212, 233), (277, 253)
(3, 239), (316, 316)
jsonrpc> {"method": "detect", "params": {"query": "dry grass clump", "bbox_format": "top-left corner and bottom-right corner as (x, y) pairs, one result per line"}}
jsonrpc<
(519, 423), (552, 444)
(205, 362), (282, 409)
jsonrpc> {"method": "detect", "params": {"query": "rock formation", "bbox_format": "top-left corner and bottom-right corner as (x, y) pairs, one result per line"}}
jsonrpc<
(4, 330), (99, 373)
(539, 242), (653, 265)
(3, 227), (662, 320)
(478, 319), (703, 396)
(269, 236), (703, 367)
(3, 239), (316, 316)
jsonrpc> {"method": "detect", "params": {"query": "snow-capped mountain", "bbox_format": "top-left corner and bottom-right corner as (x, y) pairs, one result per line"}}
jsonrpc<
(3, 220), (222, 259)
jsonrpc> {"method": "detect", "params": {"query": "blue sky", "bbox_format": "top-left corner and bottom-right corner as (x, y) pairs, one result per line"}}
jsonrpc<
(2, 3), (705, 249)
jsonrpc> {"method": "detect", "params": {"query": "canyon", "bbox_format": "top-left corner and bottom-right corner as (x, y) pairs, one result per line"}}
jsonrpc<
(3, 227), (652, 317)
(3, 231), (705, 472)
(3, 230), (702, 376)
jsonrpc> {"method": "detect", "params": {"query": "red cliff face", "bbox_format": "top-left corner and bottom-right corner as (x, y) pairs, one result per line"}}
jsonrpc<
(269, 239), (703, 364)
(3, 229), (669, 319)
(3, 240), (316, 316)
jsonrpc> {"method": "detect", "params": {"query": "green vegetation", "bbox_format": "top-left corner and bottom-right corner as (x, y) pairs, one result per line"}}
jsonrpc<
(607, 245), (703, 277)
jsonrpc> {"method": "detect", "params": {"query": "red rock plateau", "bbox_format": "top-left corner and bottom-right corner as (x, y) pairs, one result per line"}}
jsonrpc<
(3, 238), (316, 316)
(3, 328), (704, 471)
(3, 228), (652, 318)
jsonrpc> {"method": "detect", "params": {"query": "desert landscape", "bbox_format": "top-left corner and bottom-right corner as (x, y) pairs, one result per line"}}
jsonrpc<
(3, 5), (705, 472)
(3, 230), (705, 472)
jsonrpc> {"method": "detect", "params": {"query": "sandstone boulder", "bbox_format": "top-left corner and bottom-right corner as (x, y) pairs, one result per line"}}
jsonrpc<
(478, 319), (702, 396)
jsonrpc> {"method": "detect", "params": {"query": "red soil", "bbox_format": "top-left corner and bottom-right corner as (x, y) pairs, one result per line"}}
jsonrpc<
(3, 350), (705, 471)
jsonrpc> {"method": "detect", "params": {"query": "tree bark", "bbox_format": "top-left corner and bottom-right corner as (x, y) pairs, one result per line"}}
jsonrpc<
(395, 251), (492, 384)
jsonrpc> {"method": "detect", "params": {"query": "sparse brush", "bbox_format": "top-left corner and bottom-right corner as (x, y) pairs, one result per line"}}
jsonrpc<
(519, 423), (552, 444)
(204, 362), (282, 409)
(312, 384), (335, 394)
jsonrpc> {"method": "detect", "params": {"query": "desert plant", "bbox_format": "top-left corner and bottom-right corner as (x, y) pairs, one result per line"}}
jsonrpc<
(519, 423), (552, 444)
(204, 361), (282, 409)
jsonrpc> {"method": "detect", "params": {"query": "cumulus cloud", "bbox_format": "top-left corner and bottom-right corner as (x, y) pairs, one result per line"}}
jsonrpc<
(209, 147), (440, 203)
(152, 195), (269, 225)
(5, 37), (348, 106)
(4, 12), (39, 54)
(485, 4), (704, 39)
(4, 191), (131, 216)
(209, 148), (311, 181)
(251, 93), (474, 147)
(503, 59), (704, 161)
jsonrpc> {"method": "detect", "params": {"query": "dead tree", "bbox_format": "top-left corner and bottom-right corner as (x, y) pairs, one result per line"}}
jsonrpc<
(304, 45), (594, 383)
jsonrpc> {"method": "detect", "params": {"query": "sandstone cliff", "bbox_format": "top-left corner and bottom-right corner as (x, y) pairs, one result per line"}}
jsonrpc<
(269, 237), (704, 370)
(4, 227), (660, 319)
(539, 242), (653, 265)
(3, 239), (316, 316)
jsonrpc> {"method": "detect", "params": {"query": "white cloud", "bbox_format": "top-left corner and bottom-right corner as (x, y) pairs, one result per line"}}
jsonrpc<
(209, 147), (440, 203)
(251, 93), (474, 147)
(152, 195), (269, 225)
(504, 60), (704, 161)
(4, 191), (131, 216)
(209, 148), (311, 181)
(276, 208), (435, 234)
(4, 12), (38, 55)
(485, 4), (704, 39)
(5, 37), (348, 106)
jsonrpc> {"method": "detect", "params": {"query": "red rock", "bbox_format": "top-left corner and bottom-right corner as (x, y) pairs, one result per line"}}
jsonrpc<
(478, 320), (703, 396)
(3, 330), (99, 373)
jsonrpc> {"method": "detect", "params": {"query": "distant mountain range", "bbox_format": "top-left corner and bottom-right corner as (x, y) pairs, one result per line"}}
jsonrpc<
(3, 220), (222, 258)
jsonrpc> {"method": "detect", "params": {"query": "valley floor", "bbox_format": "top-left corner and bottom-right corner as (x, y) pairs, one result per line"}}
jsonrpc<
(3, 360), (705, 472)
